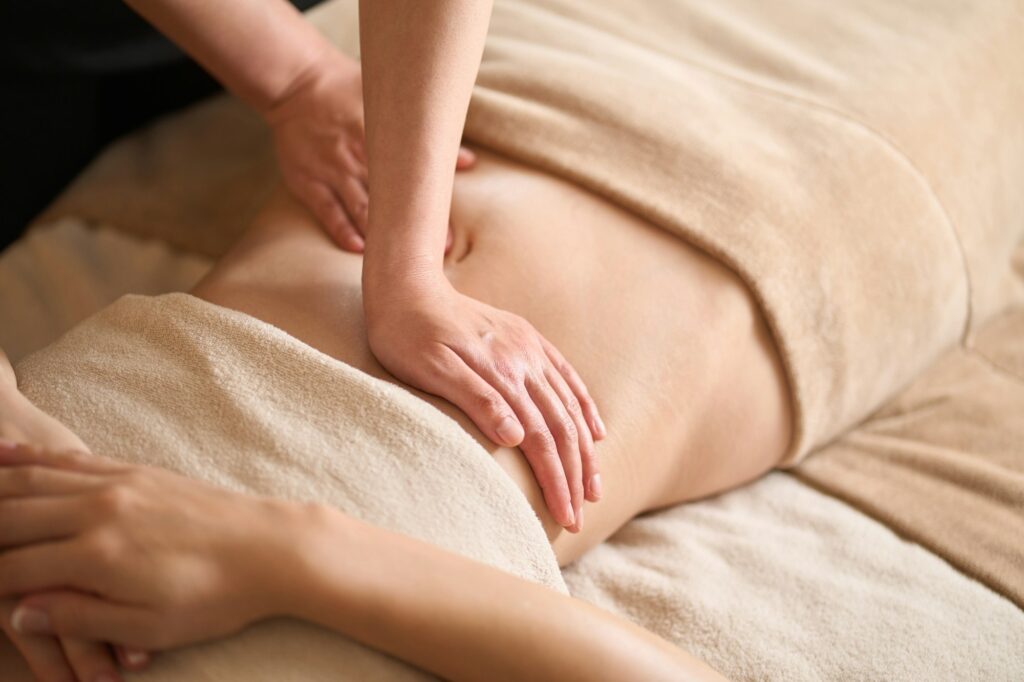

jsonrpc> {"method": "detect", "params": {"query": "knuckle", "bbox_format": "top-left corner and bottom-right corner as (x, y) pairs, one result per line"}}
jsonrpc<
(564, 393), (582, 416)
(474, 391), (506, 418)
(85, 530), (124, 568)
(95, 485), (133, 517)
(552, 414), (578, 445)
(525, 428), (557, 455)
(491, 360), (523, 388)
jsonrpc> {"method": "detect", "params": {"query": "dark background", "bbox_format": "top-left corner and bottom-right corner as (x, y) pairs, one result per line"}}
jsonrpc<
(0, 0), (324, 250)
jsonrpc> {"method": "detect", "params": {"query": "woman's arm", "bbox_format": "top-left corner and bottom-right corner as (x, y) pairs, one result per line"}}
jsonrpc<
(288, 501), (723, 681)
(0, 357), (148, 682)
(120, 0), (414, 251)
(121, 0), (603, 532)
(358, 0), (605, 533)
(0, 445), (721, 681)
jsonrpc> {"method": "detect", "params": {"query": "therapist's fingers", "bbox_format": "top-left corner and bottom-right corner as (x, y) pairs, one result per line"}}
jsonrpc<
(332, 174), (369, 243)
(544, 365), (599, 504)
(62, 636), (122, 682)
(294, 181), (362, 253)
(525, 376), (583, 532)
(540, 336), (606, 441)
(501, 386), (576, 529)
(421, 346), (525, 449)
(451, 345), (577, 529)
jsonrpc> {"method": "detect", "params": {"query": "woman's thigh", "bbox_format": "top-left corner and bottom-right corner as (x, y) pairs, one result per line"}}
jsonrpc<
(194, 153), (792, 565)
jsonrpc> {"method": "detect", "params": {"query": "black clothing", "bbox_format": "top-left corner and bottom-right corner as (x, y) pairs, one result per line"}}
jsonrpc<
(0, 0), (323, 250)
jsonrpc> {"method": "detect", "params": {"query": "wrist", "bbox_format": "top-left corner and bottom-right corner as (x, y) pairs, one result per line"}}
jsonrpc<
(362, 249), (449, 316)
(259, 43), (359, 124)
(252, 500), (361, 624)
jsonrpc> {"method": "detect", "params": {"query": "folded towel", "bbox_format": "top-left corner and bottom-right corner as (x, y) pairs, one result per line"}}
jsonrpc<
(465, 0), (1024, 463)
(17, 293), (564, 681)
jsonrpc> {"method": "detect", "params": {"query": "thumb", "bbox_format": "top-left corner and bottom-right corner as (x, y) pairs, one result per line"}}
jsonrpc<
(13, 592), (154, 649)
(456, 146), (477, 170)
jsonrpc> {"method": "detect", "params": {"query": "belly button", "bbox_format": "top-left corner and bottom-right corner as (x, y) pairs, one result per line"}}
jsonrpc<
(445, 223), (475, 266)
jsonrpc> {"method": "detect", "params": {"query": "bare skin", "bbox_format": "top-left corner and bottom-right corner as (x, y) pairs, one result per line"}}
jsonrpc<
(0, 150), (790, 680)
(123, 0), (606, 539)
(188, 149), (793, 562)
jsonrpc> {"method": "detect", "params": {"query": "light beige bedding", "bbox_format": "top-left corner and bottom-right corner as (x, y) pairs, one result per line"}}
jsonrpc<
(5, 221), (1023, 680)
(16, 291), (564, 681)
(12, 0), (1024, 677)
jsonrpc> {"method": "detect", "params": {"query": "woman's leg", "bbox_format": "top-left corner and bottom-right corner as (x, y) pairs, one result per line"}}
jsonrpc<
(194, 151), (793, 565)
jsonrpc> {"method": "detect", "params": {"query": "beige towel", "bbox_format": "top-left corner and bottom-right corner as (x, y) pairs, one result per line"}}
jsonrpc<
(796, 303), (1024, 608)
(40, 0), (1024, 465)
(465, 0), (1024, 462)
(9, 221), (1022, 679)
(16, 293), (564, 681)
(0, 219), (210, 364)
(564, 472), (1024, 681)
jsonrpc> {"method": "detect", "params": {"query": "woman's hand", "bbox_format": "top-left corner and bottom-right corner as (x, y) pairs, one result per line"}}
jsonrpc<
(365, 275), (606, 532)
(0, 374), (150, 682)
(0, 443), (305, 653)
(1, 598), (149, 682)
(263, 49), (475, 253)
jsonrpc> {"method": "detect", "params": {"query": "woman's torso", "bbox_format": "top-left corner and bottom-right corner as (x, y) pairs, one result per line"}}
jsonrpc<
(192, 150), (790, 562)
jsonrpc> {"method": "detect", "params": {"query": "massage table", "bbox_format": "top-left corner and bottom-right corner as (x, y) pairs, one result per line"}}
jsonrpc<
(2, 1), (1021, 679)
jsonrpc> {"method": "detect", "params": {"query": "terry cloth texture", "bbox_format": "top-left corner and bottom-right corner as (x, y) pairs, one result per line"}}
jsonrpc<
(463, 0), (1024, 464)
(0, 218), (209, 364)
(562, 472), (1024, 681)
(39, 0), (1024, 465)
(795, 303), (1024, 609)
(16, 292), (564, 681)
(27, 0), (1024, 651)
(8, 220), (1024, 680)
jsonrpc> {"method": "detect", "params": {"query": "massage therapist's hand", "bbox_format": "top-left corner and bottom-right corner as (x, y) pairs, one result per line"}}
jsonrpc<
(0, 443), (302, 654)
(364, 274), (606, 532)
(263, 49), (475, 253)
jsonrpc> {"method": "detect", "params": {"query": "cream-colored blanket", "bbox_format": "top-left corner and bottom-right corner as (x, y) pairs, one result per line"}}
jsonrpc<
(43, 0), (1024, 464)
(466, 0), (1024, 463)
(16, 293), (564, 681)
(20, 0), (1024, 676)
(9, 227), (1023, 680)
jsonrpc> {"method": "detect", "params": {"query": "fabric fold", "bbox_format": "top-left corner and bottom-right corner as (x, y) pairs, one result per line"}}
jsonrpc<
(17, 292), (564, 681)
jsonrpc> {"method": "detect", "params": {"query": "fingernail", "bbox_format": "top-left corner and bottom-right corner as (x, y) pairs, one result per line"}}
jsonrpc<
(495, 417), (522, 446)
(123, 648), (150, 667)
(589, 473), (603, 500)
(562, 501), (575, 528)
(11, 606), (50, 634)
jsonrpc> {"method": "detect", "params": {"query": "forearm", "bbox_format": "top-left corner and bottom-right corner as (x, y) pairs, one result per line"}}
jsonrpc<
(283, 506), (724, 681)
(123, 0), (335, 113)
(359, 0), (493, 297)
